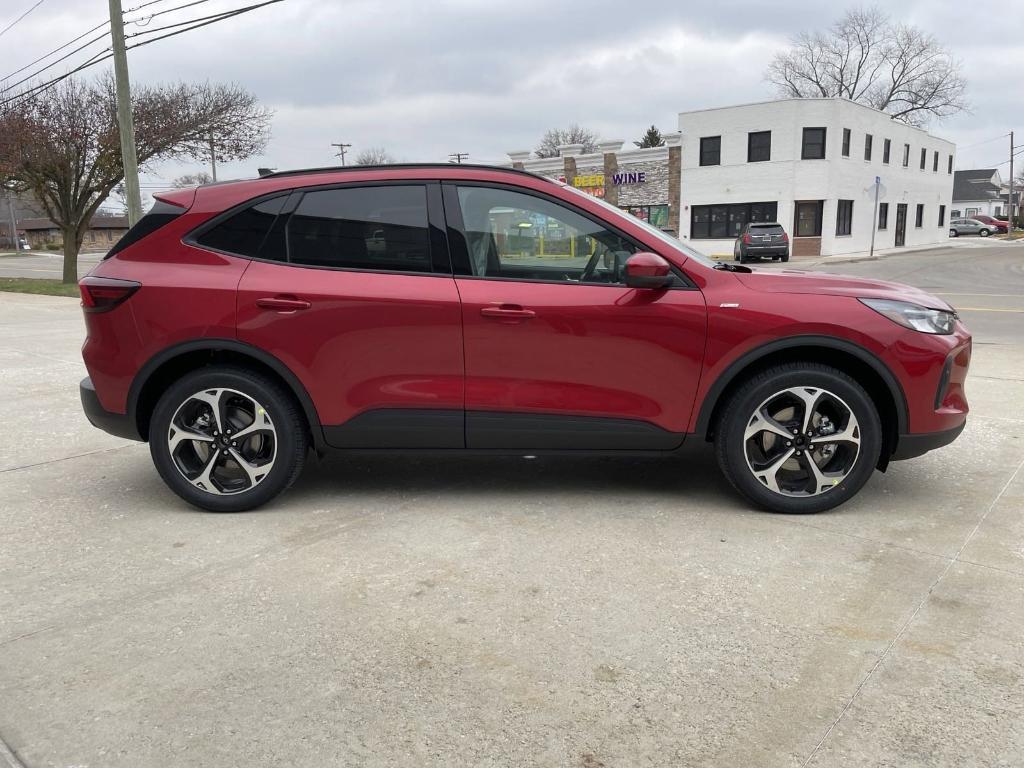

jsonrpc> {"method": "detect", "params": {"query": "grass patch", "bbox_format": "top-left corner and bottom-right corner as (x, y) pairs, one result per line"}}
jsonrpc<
(0, 277), (80, 297)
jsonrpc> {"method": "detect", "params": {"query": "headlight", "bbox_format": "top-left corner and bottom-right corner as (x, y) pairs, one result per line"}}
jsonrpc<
(859, 298), (957, 334)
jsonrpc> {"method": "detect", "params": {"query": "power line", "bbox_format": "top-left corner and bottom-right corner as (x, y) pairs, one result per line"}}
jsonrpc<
(959, 133), (1012, 152)
(449, 152), (469, 164)
(0, 0), (284, 107)
(0, 28), (110, 95)
(0, 18), (109, 85)
(125, 5), (256, 40)
(124, 0), (214, 27)
(0, 0), (47, 41)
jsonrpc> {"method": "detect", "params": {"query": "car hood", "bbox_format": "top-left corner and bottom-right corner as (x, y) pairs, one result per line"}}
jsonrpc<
(735, 269), (952, 310)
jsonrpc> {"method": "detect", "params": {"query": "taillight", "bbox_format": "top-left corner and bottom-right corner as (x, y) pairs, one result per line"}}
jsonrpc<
(742, 233), (751, 244)
(79, 276), (140, 313)
(781, 232), (789, 242)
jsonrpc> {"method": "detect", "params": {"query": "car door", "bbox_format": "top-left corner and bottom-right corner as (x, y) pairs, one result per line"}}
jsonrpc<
(443, 182), (707, 450)
(227, 182), (465, 448)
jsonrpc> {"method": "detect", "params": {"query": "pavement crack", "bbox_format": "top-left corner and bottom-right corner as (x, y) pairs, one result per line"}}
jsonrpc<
(800, 453), (1024, 767)
(0, 443), (140, 474)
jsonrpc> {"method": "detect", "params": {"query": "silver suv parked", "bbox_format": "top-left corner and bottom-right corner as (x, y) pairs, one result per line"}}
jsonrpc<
(949, 218), (993, 237)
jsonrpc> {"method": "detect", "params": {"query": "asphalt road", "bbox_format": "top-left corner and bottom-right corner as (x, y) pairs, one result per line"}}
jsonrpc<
(0, 243), (1022, 767)
(0, 250), (104, 280)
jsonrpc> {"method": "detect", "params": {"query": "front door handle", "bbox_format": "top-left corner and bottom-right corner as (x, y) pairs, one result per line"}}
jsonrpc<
(480, 304), (536, 320)
(256, 296), (311, 312)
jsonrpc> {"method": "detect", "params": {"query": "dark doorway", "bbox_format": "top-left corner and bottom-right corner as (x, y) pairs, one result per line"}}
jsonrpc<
(895, 203), (907, 247)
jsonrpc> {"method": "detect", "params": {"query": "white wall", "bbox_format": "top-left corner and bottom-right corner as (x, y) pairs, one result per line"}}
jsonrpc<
(677, 99), (955, 256)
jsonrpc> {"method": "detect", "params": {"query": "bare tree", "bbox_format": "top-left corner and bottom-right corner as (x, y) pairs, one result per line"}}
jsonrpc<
(766, 7), (967, 126)
(535, 124), (599, 158)
(172, 172), (214, 188)
(352, 147), (395, 165)
(0, 74), (271, 282)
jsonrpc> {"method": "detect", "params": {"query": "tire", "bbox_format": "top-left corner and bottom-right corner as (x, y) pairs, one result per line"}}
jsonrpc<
(781, 252), (790, 262)
(949, 229), (958, 237)
(149, 366), (308, 512)
(713, 362), (882, 514)
(979, 228), (990, 237)
(733, 245), (740, 261)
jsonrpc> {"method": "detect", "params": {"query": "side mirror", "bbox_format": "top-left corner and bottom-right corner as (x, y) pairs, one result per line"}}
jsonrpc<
(623, 252), (674, 289)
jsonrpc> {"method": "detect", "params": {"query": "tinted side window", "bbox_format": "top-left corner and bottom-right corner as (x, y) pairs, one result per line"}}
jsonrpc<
(106, 199), (182, 259)
(287, 186), (430, 272)
(196, 196), (287, 257)
(453, 186), (635, 284)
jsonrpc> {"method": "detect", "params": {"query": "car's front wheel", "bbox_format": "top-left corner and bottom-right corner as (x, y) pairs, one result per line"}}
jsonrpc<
(714, 363), (882, 513)
(979, 228), (990, 237)
(149, 366), (308, 512)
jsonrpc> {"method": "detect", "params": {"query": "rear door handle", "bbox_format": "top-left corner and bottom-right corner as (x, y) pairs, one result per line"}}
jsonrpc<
(256, 296), (311, 312)
(480, 304), (536, 320)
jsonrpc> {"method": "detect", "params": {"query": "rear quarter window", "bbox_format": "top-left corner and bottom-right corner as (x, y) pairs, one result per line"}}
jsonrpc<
(105, 200), (183, 258)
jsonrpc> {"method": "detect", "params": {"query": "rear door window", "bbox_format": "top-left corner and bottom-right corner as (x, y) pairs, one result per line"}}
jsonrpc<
(286, 186), (432, 272)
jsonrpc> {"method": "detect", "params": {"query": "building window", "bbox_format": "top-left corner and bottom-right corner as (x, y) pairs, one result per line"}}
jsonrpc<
(624, 205), (670, 229)
(842, 128), (851, 157)
(951, 209), (961, 218)
(915, 204), (924, 228)
(966, 208), (979, 217)
(747, 131), (771, 162)
(836, 199), (854, 236)
(920, 147), (927, 170)
(903, 144), (910, 167)
(938, 205), (946, 226)
(878, 202), (889, 230)
(802, 127), (827, 160)
(883, 138), (891, 164)
(794, 200), (824, 237)
(864, 134), (873, 161)
(948, 155), (953, 174)
(933, 151), (939, 172)
(700, 136), (721, 166)
(690, 201), (777, 239)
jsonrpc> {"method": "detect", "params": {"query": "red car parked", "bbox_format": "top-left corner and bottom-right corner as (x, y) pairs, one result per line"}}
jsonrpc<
(970, 215), (1009, 233)
(79, 165), (971, 513)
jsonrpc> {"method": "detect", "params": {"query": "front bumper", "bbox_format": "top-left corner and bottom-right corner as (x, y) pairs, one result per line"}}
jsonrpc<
(892, 422), (966, 460)
(80, 377), (142, 441)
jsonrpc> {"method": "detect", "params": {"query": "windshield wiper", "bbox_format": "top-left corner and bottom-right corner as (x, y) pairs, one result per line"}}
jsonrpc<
(713, 262), (753, 273)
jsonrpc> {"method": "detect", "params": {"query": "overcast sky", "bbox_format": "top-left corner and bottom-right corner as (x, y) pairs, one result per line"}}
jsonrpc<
(3, 0), (1022, 202)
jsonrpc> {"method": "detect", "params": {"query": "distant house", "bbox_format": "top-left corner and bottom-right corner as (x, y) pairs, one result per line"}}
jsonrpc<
(952, 169), (1020, 219)
(20, 214), (129, 251)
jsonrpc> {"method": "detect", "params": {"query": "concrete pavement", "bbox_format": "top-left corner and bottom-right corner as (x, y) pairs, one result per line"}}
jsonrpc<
(0, 250), (104, 280)
(0, 245), (1022, 767)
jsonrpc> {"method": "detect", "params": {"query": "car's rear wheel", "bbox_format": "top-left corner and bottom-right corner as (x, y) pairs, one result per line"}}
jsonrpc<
(781, 252), (790, 262)
(714, 363), (882, 513)
(149, 366), (308, 512)
(949, 228), (958, 237)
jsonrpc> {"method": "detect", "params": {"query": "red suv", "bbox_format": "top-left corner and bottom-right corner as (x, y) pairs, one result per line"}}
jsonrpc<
(79, 165), (971, 513)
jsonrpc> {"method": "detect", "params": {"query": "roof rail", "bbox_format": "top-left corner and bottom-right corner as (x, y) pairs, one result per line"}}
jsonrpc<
(259, 162), (553, 182)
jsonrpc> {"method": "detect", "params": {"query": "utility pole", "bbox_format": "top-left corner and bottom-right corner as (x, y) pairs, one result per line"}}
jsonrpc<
(6, 189), (18, 252)
(1009, 131), (1015, 229)
(448, 152), (469, 164)
(869, 176), (880, 260)
(331, 142), (351, 166)
(108, 0), (143, 226)
(209, 133), (218, 181)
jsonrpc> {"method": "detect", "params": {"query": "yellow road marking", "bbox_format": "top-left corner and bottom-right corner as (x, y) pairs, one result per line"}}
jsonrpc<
(936, 293), (1024, 298)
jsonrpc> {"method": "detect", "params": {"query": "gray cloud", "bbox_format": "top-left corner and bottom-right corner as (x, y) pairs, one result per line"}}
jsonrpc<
(3, 0), (1020, 186)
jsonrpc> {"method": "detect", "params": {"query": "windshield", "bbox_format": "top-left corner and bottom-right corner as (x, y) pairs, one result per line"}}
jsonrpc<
(563, 185), (717, 268)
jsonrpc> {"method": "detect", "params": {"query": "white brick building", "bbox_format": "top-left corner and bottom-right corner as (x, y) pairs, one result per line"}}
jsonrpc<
(678, 98), (955, 257)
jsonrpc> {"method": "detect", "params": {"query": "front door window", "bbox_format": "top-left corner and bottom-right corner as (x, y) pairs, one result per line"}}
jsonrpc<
(451, 186), (636, 284)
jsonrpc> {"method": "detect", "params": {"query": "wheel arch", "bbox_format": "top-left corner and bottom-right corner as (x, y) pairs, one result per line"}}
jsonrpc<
(129, 339), (325, 451)
(696, 336), (908, 465)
